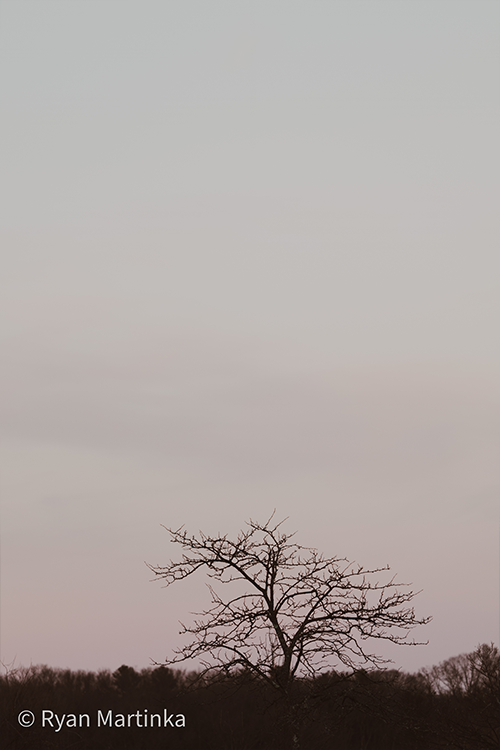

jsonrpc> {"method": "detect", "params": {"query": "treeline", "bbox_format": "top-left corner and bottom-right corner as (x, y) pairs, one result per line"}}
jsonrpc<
(1, 643), (498, 749)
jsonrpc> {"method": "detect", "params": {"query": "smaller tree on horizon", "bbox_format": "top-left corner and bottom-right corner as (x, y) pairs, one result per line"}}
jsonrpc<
(148, 514), (430, 695)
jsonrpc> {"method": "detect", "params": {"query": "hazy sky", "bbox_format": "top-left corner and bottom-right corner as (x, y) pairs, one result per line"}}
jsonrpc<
(1, 0), (499, 675)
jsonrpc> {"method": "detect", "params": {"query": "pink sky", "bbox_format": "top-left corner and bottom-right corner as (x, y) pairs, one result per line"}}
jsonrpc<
(1, 0), (499, 676)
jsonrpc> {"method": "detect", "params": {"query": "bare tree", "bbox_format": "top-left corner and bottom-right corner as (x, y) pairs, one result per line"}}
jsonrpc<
(148, 514), (430, 695)
(420, 644), (500, 750)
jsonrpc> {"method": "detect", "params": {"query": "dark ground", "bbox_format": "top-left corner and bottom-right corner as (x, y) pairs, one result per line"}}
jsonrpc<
(1, 644), (498, 750)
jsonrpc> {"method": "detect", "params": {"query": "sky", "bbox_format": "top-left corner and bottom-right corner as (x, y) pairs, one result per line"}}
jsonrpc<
(0, 0), (499, 676)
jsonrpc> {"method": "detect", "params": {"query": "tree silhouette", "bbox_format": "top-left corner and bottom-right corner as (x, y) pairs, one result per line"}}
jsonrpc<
(148, 514), (430, 696)
(420, 643), (500, 749)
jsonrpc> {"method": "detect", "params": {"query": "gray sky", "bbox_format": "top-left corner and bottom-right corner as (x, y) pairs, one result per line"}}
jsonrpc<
(1, 0), (499, 675)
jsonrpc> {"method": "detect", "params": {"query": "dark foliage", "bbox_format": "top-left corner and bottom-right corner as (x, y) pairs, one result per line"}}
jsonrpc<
(146, 514), (431, 748)
(1, 644), (498, 749)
